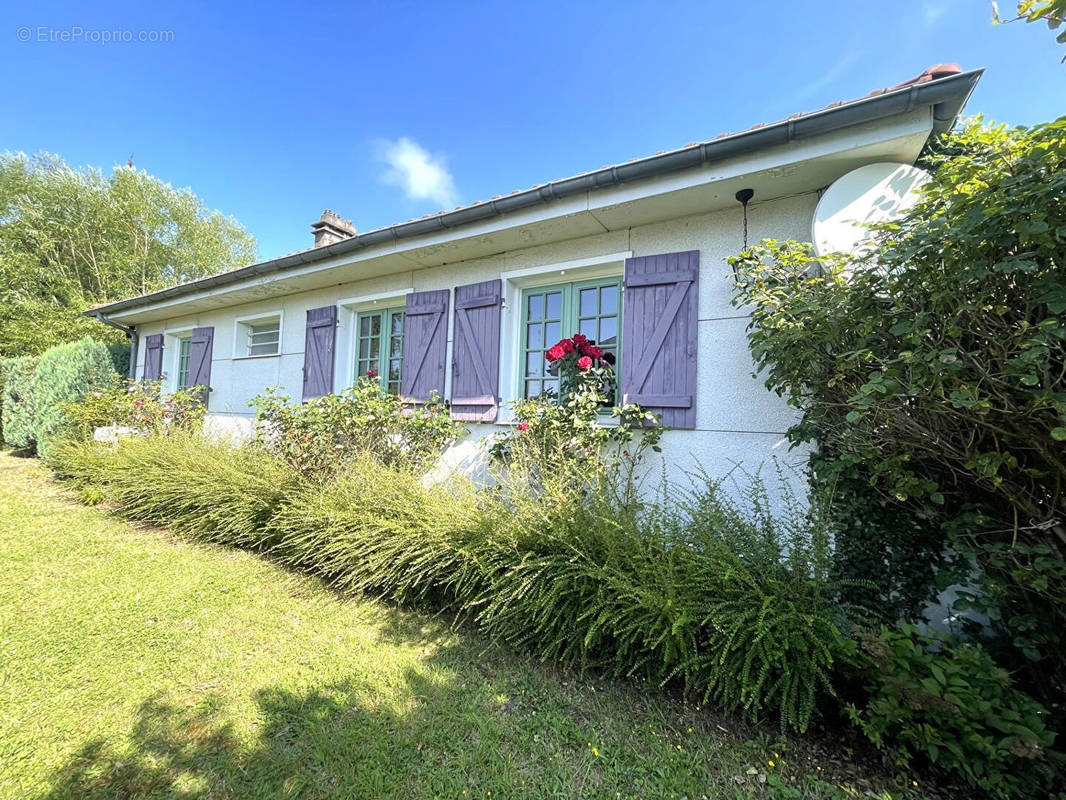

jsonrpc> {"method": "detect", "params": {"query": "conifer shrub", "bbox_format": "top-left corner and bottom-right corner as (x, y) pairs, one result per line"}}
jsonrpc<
(32, 337), (119, 458)
(0, 355), (39, 449)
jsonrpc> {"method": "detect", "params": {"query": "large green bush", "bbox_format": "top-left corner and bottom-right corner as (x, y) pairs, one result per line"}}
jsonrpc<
(250, 379), (465, 477)
(0, 355), (39, 449)
(32, 337), (119, 459)
(730, 119), (1066, 699)
(843, 623), (1058, 798)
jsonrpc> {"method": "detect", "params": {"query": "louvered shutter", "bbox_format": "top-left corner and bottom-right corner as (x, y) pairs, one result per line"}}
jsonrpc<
(450, 279), (501, 421)
(142, 334), (164, 381)
(621, 251), (699, 429)
(187, 326), (215, 408)
(400, 289), (449, 403)
(302, 305), (337, 401)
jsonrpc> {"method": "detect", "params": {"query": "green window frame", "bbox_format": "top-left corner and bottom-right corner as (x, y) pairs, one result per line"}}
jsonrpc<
(519, 277), (622, 401)
(176, 337), (192, 390)
(355, 307), (405, 394)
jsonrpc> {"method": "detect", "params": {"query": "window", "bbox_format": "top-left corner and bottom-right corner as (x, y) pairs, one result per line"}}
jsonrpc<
(236, 315), (281, 357)
(519, 277), (621, 400)
(355, 307), (405, 394)
(176, 337), (192, 389)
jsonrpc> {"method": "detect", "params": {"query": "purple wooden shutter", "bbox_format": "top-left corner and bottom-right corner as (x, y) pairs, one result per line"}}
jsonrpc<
(302, 305), (337, 401)
(621, 250), (699, 429)
(400, 289), (449, 403)
(450, 279), (501, 421)
(187, 326), (215, 408)
(142, 334), (164, 380)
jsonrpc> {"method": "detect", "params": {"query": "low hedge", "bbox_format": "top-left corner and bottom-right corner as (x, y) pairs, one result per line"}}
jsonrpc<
(48, 429), (1061, 796)
(51, 433), (840, 734)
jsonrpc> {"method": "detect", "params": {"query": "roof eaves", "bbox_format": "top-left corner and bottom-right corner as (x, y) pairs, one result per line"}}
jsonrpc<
(88, 66), (982, 319)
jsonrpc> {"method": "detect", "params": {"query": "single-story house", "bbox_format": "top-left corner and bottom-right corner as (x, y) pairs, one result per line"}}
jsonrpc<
(89, 64), (981, 495)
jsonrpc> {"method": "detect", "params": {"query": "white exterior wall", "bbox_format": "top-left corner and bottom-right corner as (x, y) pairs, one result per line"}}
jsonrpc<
(135, 193), (817, 502)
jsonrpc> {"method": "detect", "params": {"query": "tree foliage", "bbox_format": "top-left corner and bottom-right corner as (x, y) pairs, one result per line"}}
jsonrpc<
(730, 118), (1066, 699)
(0, 152), (257, 357)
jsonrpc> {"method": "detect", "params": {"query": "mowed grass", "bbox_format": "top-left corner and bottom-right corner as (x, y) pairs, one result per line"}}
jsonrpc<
(0, 453), (904, 800)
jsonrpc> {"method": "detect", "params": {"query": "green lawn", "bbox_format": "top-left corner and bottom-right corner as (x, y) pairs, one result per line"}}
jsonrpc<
(0, 453), (912, 799)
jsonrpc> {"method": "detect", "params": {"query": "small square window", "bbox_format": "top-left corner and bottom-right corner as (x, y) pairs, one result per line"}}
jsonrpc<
(237, 316), (281, 357)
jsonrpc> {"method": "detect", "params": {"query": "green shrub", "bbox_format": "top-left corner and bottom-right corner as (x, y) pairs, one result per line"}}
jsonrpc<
(729, 119), (1066, 697)
(60, 379), (206, 443)
(50, 432), (299, 549)
(33, 337), (119, 459)
(0, 355), (39, 449)
(250, 379), (465, 477)
(844, 623), (1059, 798)
(472, 471), (841, 732)
(267, 455), (488, 606)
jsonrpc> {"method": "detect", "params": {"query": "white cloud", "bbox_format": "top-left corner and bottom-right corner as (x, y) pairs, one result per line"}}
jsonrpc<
(379, 137), (458, 209)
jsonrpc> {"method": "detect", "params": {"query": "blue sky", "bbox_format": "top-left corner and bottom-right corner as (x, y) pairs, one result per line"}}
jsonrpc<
(2, 0), (1064, 261)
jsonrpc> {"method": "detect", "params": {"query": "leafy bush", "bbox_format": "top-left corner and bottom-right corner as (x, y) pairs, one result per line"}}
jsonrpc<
(490, 339), (662, 500)
(32, 337), (119, 458)
(0, 355), (37, 449)
(843, 623), (1059, 798)
(60, 379), (206, 442)
(729, 119), (1066, 697)
(250, 379), (465, 477)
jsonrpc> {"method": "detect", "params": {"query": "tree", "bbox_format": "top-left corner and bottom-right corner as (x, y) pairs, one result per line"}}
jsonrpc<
(730, 118), (1066, 701)
(0, 152), (257, 357)
(995, 1), (1066, 54)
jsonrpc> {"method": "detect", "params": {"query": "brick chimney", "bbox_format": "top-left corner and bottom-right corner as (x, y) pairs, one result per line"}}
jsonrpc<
(311, 209), (357, 248)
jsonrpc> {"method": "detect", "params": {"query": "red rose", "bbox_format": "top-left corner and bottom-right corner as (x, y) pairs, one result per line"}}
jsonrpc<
(133, 400), (143, 407)
(572, 333), (588, 345)
(366, 368), (378, 378)
(577, 356), (592, 370)
(545, 344), (565, 362)
(516, 421), (529, 431)
(559, 339), (576, 354)
(578, 342), (592, 356)
(588, 345), (604, 359)
(602, 351), (616, 365)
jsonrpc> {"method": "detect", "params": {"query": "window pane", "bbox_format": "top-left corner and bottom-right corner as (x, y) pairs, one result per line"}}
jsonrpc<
(359, 316), (373, 337)
(391, 311), (403, 336)
(526, 323), (543, 349)
(370, 315), (382, 336)
(526, 294), (543, 321)
(389, 359), (401, 383)
(525, 380), (541, 398)
(359, 338), (370, 359)
(249, 343), (277, 356)
(579, 318), (597, 341)
(525, 351), (542, 377)
(599, 316), (617, 347)
(544, 379), (559, 396)
(600, 285), (618, 315)
(545, 291), (562, 320)
(580, 287), (597, 316)
(545, 321), (560, 344)
(368, 337), (380, 360)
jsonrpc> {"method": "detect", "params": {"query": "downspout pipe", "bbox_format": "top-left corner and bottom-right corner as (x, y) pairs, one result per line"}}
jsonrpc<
(94, 313), (138, 379)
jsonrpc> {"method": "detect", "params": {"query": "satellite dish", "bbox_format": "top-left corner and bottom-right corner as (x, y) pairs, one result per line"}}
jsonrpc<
(812, 162), (930, 258)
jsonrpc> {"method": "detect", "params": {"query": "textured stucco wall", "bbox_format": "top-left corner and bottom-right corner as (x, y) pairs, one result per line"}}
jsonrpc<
(134, 192), (818, 506)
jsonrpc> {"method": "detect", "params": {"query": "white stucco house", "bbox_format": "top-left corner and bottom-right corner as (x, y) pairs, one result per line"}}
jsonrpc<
(89, 65), (981, 493)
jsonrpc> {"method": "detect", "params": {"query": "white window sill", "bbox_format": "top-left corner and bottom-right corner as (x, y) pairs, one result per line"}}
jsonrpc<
(232, 353), (281, 361)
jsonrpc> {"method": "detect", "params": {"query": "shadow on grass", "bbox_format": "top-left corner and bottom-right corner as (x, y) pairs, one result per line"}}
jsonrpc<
(41, 656), (477, 799)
